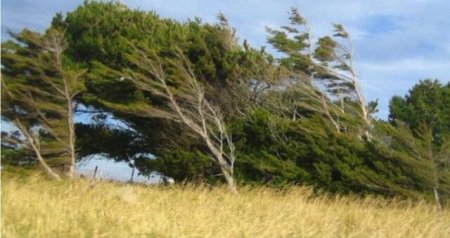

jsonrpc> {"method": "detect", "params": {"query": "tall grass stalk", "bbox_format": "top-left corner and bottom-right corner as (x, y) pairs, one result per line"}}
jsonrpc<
(2, 173), (449, 237)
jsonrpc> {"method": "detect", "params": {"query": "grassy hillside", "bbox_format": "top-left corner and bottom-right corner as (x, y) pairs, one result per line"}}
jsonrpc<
(2, 173), (449, 238)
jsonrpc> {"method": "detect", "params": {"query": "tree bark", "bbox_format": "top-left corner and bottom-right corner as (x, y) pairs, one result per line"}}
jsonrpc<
(220, 166), (238, 194)
(433, 187), (442, 210)
(64, 88), (76, 178)
(16, 119), (61, 180)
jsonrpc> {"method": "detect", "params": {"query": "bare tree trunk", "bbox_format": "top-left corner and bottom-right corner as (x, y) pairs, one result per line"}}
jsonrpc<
(428, 139), (442, 210)
(203, 134), (237, 193)
(321, 94), (340, 132)
(423, 125), (442, 210)
(350, 68), (371, 132)
(220, 166), (238, 193)
(15, 119), (61, 180)
(64, 91), (76, 178)
(433, 187), (442, 210)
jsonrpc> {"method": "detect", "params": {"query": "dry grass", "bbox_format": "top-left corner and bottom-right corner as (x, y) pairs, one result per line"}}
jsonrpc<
(2, 173), (450, 238)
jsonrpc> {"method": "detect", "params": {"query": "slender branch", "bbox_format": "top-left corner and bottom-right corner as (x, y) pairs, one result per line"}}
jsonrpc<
(14, 118), (61, 180)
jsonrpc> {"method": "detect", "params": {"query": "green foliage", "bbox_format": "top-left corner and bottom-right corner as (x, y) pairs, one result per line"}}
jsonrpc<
(3, 1), (449, 202)
(389, 79), (450, 144)
(228, 109), (437, 198)
(54, 1), (278, 183)
(136, 149), (215, 183)
(314, 36), (336, 63)
(1, 28), (84, 173)
(1, 147), (35, 167)
(266, 8), (312, 73)
(59, 1), (270, 120)
(76, 123), (145, 161)
(389, 80), (450, 204)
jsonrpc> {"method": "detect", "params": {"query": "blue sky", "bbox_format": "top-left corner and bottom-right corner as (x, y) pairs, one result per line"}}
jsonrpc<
(2, 0), (450, 119)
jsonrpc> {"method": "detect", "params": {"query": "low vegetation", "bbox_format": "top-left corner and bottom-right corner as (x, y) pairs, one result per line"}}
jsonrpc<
(2, 171), (449, 238)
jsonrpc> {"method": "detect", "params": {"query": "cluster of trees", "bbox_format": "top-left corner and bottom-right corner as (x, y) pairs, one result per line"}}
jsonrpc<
(2, 2), (449, 205)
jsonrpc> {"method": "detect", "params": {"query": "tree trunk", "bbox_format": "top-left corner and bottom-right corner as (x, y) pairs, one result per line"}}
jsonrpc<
(34, 146), (62, 181)
(433, 187), (442, 210)
(204, 137), (238, 193)
(321, 94), (340, 133)
(220, 166), (238, 194)
(65, 98), (76, 178)
(425, 127), (441, 210)
(16, 119), (61, 180)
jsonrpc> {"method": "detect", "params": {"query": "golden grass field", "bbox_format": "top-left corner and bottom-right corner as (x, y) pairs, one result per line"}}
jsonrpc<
(2, 172), (450, 238)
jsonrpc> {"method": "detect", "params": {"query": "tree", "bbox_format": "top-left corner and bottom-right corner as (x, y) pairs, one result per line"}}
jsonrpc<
(121, 48), (238, 192)
(266, 8), (342, 132)
(389, 79), (450, 144)
(1, 28), (85, 179)
(57, 2), (271, 186)
(416, 124), (450, 209)
(267, 8), (372, 136)
(313, 24), (371, 137)
(2, 1), (446, 202)
(389, 79), (450, 208)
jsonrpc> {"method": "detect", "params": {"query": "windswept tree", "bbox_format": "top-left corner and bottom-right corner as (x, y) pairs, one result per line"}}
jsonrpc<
(1, 0), (446, 202)
(267, 8), (371, 136)
(54, 2), (274, 188)
(267, 8), (344, 133)
(1, 28), (85, 179)
(118, 49), (238, 192)
(389, 80), (450, 208)
(416, 125), (450, 209)
(314, 24), (371, 135)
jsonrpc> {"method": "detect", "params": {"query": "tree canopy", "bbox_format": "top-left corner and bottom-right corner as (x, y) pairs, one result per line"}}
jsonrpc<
(1, 2), (449, 202)
(389, 79), (450, 144)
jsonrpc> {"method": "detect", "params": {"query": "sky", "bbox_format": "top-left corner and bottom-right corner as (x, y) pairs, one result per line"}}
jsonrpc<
(2, 0), (450, 119)
(77, 155), (161, 184)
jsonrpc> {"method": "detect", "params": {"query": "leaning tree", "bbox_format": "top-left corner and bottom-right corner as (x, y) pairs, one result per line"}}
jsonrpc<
(1, 28), (85, 179)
